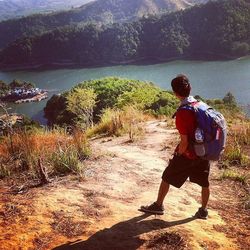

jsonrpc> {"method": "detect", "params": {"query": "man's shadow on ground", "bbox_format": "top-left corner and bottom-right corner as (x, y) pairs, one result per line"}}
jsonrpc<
(52, 213), (197, 250)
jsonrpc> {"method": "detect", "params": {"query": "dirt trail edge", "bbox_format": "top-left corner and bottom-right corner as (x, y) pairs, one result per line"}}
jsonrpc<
(0, 120), (248, 250)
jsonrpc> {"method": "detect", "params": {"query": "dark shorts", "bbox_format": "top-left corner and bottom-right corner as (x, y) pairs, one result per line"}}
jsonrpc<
(162, 154), (210, 188)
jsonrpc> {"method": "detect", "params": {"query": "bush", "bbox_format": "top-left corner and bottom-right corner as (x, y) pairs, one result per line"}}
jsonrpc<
(44, 77), (178, 126)
(223, 92), (237, 106)
(66, 88), (97, 129)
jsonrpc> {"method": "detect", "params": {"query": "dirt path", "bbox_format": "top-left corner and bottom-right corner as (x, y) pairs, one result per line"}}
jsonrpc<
(0, 120), (249, 249)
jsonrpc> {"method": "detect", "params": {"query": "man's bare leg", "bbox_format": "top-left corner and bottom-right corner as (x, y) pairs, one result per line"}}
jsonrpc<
(140, 180), (169, 214)
(201, 186), (210, 209)
(156, 180), (170, 206)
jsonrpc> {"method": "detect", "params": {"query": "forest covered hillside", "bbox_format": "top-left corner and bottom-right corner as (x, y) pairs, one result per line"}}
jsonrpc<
(0, 0), (249, 69)
(0, 0), (209, 50)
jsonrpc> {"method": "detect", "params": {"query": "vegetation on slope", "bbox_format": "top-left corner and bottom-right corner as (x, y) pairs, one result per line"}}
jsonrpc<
(0, 126), (91, 179)
(0, 0), (208, 50)
(0, 0), (249, 68)
(0, 76), (249, 201)
(44, 77), (177, 126)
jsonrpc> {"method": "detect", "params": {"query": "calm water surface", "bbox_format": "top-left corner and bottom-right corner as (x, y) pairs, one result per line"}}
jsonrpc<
(0, 57), (249, 123)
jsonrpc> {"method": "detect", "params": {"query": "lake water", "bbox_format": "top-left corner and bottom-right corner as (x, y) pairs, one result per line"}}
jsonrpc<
(0, 57), (249, 123)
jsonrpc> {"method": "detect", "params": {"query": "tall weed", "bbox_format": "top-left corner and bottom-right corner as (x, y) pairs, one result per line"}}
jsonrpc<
(122, 106), (145, 141)
(223, 131), (250, 167)
(72, 128), (91, 160)
(50, 146), (83, 175)
(232, 125), (250, 146)
(0, 164), (11, 178)
(88, 106), (145, 140)
(0, 127), (90, 179)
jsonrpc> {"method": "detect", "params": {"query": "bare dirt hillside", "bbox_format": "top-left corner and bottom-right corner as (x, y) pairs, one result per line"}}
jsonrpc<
(0, 120), (249, 250)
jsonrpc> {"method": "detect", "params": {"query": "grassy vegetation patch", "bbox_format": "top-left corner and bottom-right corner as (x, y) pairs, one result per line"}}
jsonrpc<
(0, 127), (91, 180)
(220, 169), (249, 185)
(87, 106), (147, 141)
(224, 144), (249, 167)
(44, 77), (178, 127)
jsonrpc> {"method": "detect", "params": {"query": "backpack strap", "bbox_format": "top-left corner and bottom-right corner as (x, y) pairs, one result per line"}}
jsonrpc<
(172, 101), (198, 119)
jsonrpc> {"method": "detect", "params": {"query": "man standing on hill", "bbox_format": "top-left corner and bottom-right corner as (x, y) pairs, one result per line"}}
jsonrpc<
(140, 74), (210, 219)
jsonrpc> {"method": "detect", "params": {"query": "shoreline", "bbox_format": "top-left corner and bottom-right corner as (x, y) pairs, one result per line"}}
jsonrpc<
(14, 92), (48, 104)
(1, 92), (48, 104)
(0, 54), (249, 72)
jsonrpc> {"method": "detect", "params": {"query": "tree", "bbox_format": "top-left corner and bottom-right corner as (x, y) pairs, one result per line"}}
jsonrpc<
(231, 42), (250, 56)
(9, 79), (23, 89)
(223, 92), (236, 105)
(66, 88), (97, 129)
(0, 80), (9, 95)
(117, 85), (160, 110)
(23, 81), (35, 89)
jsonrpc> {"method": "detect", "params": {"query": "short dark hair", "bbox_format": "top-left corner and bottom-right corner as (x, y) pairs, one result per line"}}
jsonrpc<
(171, 74), (191, 97)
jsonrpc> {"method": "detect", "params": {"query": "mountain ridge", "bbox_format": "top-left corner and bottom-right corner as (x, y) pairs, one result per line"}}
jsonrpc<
(0, 0), (249, 70)
(0, 0), (209, 50)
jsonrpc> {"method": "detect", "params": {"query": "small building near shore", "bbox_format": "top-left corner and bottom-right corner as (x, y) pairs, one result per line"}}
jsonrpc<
(0, 87), (48, 103)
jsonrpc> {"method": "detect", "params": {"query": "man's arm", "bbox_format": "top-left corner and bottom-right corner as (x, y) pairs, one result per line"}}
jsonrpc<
(178, 134), (188, 155)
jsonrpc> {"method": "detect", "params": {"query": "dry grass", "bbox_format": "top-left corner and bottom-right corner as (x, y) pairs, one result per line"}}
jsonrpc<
(51, 211), (88, 237)
(232, 124), (250, 146)
(87, 105), (150, 141)
(0, 128), (68, 160)
(222, 122), (250, 167)
(0, 127), (90, 179)
(223, 143), (249, 167)
(0, 106), (149, 180)
(220, 169), (249, 185)
(219, 121), (250, 205)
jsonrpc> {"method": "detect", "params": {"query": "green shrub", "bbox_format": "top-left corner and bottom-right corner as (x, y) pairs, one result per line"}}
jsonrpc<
(44, 77), (178, 126)
(66, 88), (97, 129)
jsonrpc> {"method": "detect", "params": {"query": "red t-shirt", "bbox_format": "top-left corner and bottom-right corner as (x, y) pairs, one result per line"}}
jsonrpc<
(175, 109), (197, 159)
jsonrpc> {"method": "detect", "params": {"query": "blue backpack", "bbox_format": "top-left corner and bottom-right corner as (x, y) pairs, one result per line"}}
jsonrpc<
(177, 100), (227, 161)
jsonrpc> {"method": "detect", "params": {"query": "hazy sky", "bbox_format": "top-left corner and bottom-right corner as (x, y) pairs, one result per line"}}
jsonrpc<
(0, 0), (96, 20)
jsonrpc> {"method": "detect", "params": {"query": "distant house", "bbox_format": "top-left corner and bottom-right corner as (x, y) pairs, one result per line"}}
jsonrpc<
(1, 87), (47, 103)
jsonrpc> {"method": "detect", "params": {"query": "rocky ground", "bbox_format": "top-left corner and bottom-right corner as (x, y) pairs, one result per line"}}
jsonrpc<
(0, 120), (249, 250)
